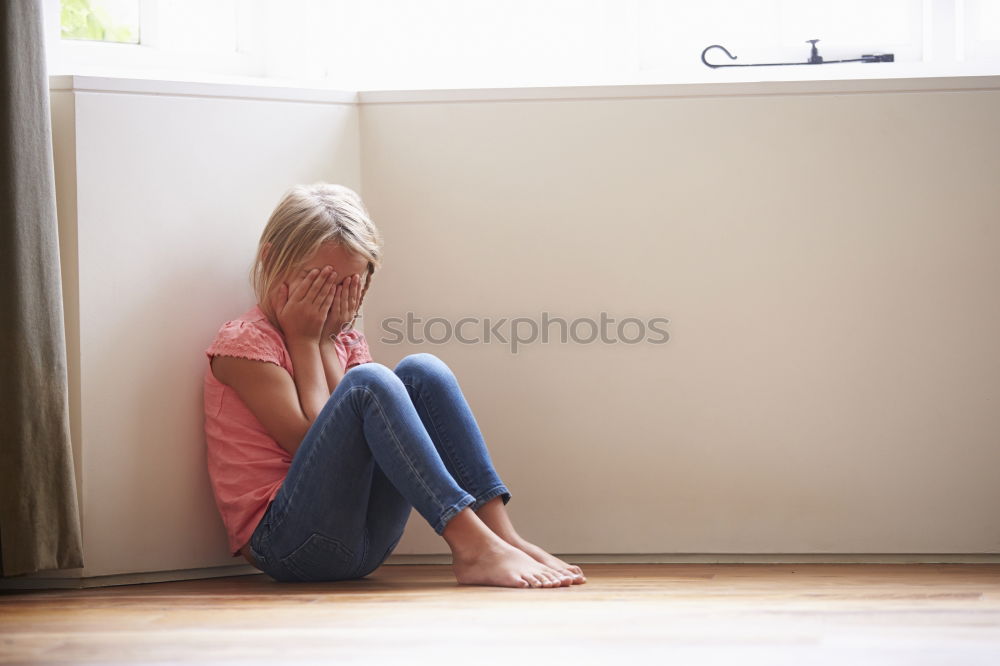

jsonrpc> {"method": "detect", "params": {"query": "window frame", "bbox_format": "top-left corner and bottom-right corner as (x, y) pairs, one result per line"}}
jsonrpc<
(44, 0), (998, 87)
(48, 0), (264, 78)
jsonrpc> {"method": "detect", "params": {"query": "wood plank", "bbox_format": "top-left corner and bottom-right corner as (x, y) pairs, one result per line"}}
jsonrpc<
(2, 564), (999, 664)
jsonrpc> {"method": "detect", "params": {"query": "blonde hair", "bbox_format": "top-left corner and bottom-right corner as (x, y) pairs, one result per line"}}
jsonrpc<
(251, 183), (383, 326)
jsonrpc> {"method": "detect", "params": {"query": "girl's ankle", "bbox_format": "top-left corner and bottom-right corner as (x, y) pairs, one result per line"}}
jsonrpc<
(442, 509), (509, 560)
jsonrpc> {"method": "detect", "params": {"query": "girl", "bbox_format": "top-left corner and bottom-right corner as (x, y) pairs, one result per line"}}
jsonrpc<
(203, 183), (585, 588)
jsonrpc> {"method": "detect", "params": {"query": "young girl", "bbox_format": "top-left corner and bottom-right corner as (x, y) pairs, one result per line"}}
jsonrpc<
(203, 183), (585, 588)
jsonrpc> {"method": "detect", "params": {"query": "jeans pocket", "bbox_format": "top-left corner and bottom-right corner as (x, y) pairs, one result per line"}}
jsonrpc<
(279, 532), (358, 582)
(247, 520), (269, 570)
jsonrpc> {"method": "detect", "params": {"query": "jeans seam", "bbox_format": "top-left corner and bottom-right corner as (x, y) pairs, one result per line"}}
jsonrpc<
(471, 484), (511, 511)
(267, 385), (369, 536)
(401, 379), (474, 492)
(433, 494), (477, 535)
(360, 385), (447, 515)
(352, 528), (370, 578)
(249, 503), (274, 567)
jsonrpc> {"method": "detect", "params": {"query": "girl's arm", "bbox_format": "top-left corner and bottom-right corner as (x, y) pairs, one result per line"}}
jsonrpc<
(278, 267), (338, 428)
(212, 267), (337, 458)
(319, 338), (347, 395)
(287, 339), (332, 422)
(211, 355), (317, 458)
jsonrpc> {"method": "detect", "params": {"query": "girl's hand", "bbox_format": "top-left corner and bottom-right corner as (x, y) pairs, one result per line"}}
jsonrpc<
(274, 266), (337, 343)
(322, 273), (362, 340)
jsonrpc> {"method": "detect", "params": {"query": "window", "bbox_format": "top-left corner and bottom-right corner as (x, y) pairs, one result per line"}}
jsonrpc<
(49, 0), (261, 79)
(965, 0), (1000, 61)
(61, 0), (139, 44)
(47, 0), (1000, 89)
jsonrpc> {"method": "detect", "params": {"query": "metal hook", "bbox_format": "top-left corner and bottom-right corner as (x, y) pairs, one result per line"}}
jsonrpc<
(701, 44), (738, 69)
(701, 40), (894, 68)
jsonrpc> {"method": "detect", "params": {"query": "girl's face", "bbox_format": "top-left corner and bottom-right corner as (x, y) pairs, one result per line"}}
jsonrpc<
(268, 241), (370, 310)
(296, 242), (369, 283)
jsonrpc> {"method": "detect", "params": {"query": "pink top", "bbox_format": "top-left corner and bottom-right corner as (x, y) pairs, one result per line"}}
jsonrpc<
(203, 304), (374, 557)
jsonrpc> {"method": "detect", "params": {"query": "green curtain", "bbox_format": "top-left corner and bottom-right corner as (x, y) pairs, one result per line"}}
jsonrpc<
(0, 0), (84, 577)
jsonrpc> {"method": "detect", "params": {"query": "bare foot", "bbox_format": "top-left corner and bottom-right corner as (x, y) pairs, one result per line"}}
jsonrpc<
(452, 540), (575, 589)
(472, 497), (586, 585)
(507, 537), (586, 585)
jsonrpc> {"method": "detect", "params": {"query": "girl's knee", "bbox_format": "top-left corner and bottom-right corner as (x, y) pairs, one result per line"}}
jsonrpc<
(344, 362), (402, 391)
(394, 352), (450, 380)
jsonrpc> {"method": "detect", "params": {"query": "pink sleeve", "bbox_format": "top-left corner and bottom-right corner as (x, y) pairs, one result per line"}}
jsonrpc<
(337, 330), (374, 370)
(205, 321), (283, 368)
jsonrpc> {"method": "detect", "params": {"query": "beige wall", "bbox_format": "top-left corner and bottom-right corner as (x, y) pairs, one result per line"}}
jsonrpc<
(34, 75), (1000, 583)
(361, 81), (1000, 555)
(48, 79), (362, 578)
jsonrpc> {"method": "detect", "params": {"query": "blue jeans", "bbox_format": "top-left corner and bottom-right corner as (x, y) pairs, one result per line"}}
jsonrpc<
(245, 352), (511, 582)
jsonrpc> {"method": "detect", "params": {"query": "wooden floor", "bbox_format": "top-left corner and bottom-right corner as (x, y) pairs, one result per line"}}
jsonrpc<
(2, 563), (999, 664)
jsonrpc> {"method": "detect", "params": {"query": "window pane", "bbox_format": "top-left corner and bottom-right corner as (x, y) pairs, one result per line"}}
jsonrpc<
(975, 0), (1000, 41)
(61, 0), (140, 44)
(153, 0), (239, 54)
(779, 0), (916, 46)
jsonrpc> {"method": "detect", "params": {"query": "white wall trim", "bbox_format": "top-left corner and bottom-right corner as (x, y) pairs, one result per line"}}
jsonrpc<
(49, 72), (1000, 105)
(48, 74), (358, 105)
(358, 74), (1000, 103)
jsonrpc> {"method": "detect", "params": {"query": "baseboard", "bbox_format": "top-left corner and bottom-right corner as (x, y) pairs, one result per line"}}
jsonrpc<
(0, 563), (260, 591)
(3, 553), (998, 590)
(383, 552), (1000, 565)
